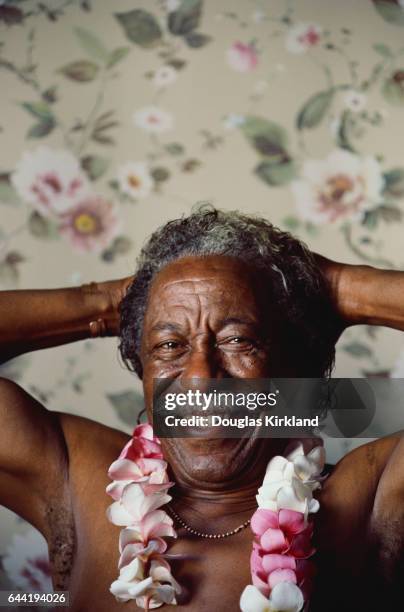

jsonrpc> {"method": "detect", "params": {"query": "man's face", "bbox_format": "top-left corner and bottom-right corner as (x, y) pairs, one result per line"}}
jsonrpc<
(140, 255), (290, 485)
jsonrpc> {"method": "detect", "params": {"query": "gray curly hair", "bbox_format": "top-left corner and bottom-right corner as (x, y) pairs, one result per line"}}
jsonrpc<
(119, 205), (337, 378)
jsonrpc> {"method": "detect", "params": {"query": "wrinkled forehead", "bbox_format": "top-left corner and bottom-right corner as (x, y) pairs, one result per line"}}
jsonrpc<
(144, 255), (266, 320)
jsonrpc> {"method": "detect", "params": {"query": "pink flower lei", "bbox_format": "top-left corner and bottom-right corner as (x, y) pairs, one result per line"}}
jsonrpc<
(106, 424), (180, 609)
(106, 425), (325, 611)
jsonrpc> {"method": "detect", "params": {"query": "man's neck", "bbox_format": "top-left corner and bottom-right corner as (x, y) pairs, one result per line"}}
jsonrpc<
(171, 478), (261, 518)
(166, 437), (289, 526)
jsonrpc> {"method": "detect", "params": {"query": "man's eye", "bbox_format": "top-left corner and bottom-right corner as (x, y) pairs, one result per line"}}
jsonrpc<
(220, 336), (258, 350)
(152, 340), (186, 361)
(157, 341), (181, 350)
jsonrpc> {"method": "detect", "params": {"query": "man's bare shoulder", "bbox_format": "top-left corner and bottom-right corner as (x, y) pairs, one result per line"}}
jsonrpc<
(336, 433), (403, 477)
(56, 412), (131, 470)
(321, 433), (403, 505)
(317, 433), (404, 557)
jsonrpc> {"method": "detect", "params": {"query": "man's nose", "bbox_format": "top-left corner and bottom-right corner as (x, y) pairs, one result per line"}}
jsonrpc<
(180, 346), (223, 390)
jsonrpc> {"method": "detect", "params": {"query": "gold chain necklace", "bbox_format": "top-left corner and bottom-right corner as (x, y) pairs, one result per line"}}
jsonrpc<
(166, 505), (251, 539)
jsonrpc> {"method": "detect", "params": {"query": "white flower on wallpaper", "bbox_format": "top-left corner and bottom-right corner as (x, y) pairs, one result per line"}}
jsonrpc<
(285, 22), (322, 54)
(343, 90), (367, 113)
(11, 147), (90, 216)
(153, 65), (178, 88)
(117, 162), (154, 199)
(226, 42), (258, 72)
(291, 149), (384, 225)
(133, 106), (173, 133)
(2, 527), (52, 593)
(59, 195), (121, 253)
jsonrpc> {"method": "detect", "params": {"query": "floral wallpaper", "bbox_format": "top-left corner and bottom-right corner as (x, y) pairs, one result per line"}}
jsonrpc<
(1, 0), (404, 595)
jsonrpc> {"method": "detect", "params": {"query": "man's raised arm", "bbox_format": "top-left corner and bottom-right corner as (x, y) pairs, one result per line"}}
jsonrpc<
(0, 276), (133, 363)
(315, 255), (404, 332)
(0, 275), (133, 533)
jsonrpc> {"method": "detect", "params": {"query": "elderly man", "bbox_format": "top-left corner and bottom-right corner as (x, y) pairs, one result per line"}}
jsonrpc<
(0, 206), (403, 612)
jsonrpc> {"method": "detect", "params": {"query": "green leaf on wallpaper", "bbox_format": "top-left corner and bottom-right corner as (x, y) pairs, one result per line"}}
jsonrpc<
(168, 0), (202, 36)
(42, 86), (58, 104)
(342, 341), (372, 358)
(165, 142), (185, 155)
(363, 204), (402, 229)
(255, 159), (296, 186)
(304, 222), (320, 237)
(362, 209), (379, 230)
(361, 369), (390, 378)
(107, 390), (144, 427)
(74, 26), (110, 63)
(58, 60), (99, 82)
(383, 168), (404, 197)
(182, 158), (201, 172)
(336, 110), (356, 153)
(92, 111), (119, 143)
(21, 101), (54, 121)
(185, 32), (211, 48)
(0, 251), (25, 288)
(71, 371), (92, 394)
(81, 154), (109, 180)
(101, 235), (133, 262)
(111, 235), (133, 254)
(296, 90), (334, 130)
(28, 211), (59, 239)
(378, 203), (403, 221)
(21, 102), (55, 139)
(0, 173), (21, 205)
(115, 10), (163, 48)
(165, 58), (187, 70)
(381, 71), (404, 105)
(27, 118), (55, 138)
(282, 216), (301, 230)
(106, 46), (130, 68)
(372, 0), (404, 26)
(240, 116), (290, 162)
(151, 166), (171, 182)
(372, 42), (393, 58)
(91, 132), (115, 146)
(0, 260), (19, 287)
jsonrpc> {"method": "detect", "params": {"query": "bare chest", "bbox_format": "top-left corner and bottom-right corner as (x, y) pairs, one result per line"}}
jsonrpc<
(64, 515), (253, 611)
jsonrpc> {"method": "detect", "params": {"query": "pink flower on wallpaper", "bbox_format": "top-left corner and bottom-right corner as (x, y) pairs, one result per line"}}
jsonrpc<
(117, 161), (154, 200)
(291, 149), (384, 225)
(285, 23), (322, 54)
(59, 196), (121, 253)
(2, 528), (52, 593)
(11, 147), (91, 216)
(343, 89), (367, 113)
(226, 42), (258, 72)
(133, 106), (173, 133)
(153, 65), (178, 88)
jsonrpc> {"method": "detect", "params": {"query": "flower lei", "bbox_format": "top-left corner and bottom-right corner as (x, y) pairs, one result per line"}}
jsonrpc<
(106, 425), (325, 612)
(106, 424), (180, 609)
(240, 442), (326, 612)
